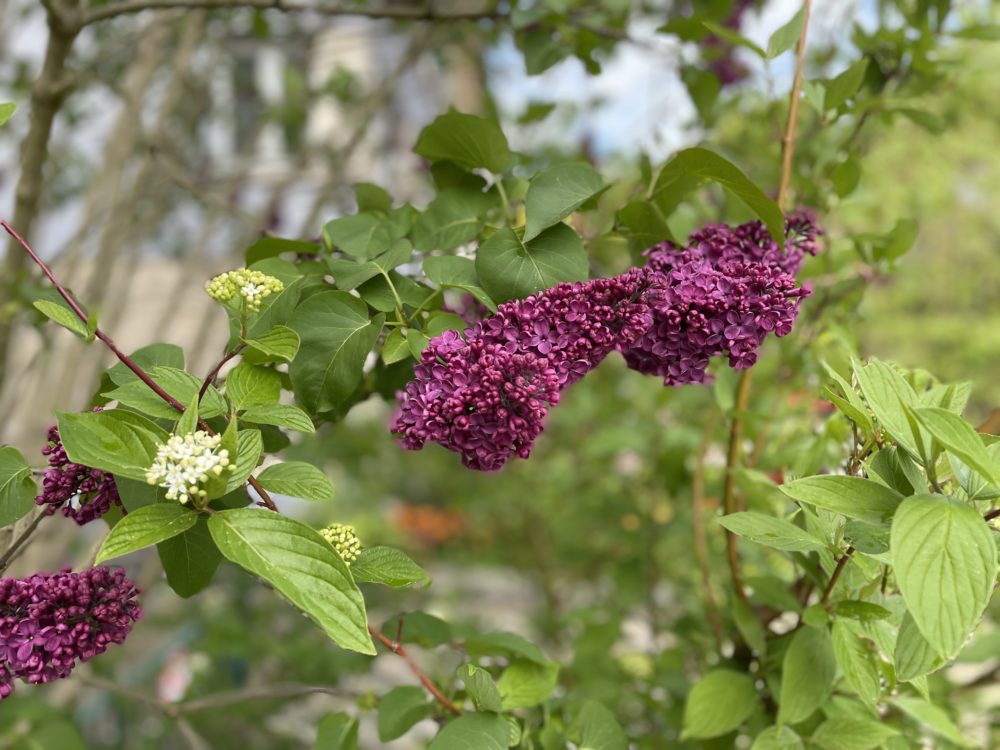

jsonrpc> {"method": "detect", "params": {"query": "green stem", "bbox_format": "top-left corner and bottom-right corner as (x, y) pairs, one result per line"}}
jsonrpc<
(494, 177), (512, 224)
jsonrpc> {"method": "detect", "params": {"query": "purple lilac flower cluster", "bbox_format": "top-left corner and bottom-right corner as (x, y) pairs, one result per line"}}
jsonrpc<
(37, 414), (123, 525)
(393, 269), (658, 470)
(394, 215), (821, 470)
(0, 567), (141, 700)
(623, 213), (821, 385)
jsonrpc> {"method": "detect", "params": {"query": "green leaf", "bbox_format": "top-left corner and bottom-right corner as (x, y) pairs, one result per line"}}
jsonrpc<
(823, 59), (869, 111)
(106, 344), (185, 387)
(617, 201), (675, 245)
(226, 363), (281, 410)
(242, 325), (300, 364)
(414, 112), (510, 173)
(459, 664), (503, 712)
(225, 429), (263, 493)
(412, 189), (494, 251)
(256, 461), (334, 501)
(383, 611), (452, 648)
(831, 157), (862, 197)
(32, 299), (92, 340)
(351, 546), (430, 588)
(831, 621), (880, 705)
(377, 686), (432, 742)
(56, 410), (166, 481)
(95, 504), (198, 563)
(176, 392), (199, 437)
(717, 511), (826, 552)
(894, 611), (944, 682)
(891, 697), (975, 748)
(953, 23), (1000, 40)
(429, 713), (509, 750)
(811, 718), (899, 750)
(328, 240), (413, 291)
(476, 223), (588, 303)
(104, 366), (226, 420)
(245, 237), (319, 266)
(157, 516), (222, 598)
(355, 182), (392, 213)
(314, 712), (359, 750)
(382, 328), (411, 364)
(246, 277), (302, 338)
(911, 406), (1000, 486)
(0, 102), (15, 127)
(778, 626), (836, 724)
(208, 508), (374, 654)
(322, 212), (403, 259)
(289, 291), (382, 413)
(571, 700), (628, 750)
(498, 659), (558, 709)
(0, 446), (36, 527)
(751, 726), (804, 750)
(240, 404), (314, 433)
(681, 669), (757, 740)
(781, 476), (902, 522)
(651, 147), (784, 242)
(832, 600), (892, 622)
(465, 632), (549, 665)
(766, 7), (805, 58)
(523, 162), (603, 241)
(702, 21), (766, 58)
(423, 256), (496, 311)
(890, 494), (997, 658)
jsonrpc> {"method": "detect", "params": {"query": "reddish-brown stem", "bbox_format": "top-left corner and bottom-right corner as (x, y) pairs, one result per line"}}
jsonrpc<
(199, 344), (246, 402)
(820, 546), (854, 606)
(369, 626), (461, 716)
(776, 0), (814, 208)
(985, 508), (1000, 522)
(2, 220), (277, 512)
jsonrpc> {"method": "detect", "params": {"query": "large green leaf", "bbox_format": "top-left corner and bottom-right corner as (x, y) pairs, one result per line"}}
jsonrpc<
(523, 162), (604, 241)
(33, 299), (93, 340)
(465, 631), (549, 665)
(717, 512), (826, 552)
(313, 712), (359, 750)
(853, 358), (922, 458)
(766, 7), (805, 58)
(890, 697), (976, 748)
(104, 366), (226, 419)
(781, 476), (902, 522)
(911, 406), (1000, 485)
(498, 659), (559, 709)
(377, 686), (432, 742)
(240, 404), (315, 433)
(414, 112), (510, 173)
(571, 700), (628, 750)
(56, 410), (167, 481)
(256, 461), (334, 501)
(778, 626), (836, 724)
(751, 726), (804, 750)
(207, 508), (374, 654)
(0, 447), (36, 527)
(475, 223), (588, 303)
(423, 255), (496, 311)
(289, 291), (383, 413)
(412, 189), (495, 251)
(225, 429), (263, 493)
(459, 664), (503, 712)
(811, 718), (899, 750)
(427, 713), (508, 750)
(106, 344), (185, 387)
(226, 364), (281, 410)
(890, 494), (997, 657)
(157, 516), (223, 598)
(894, 611), (944, 682)
(681, 669), (758, 740)
(831, 621), (880, 705)
(242, 325), (300, 364)
(95, 504), (198, 563)
(351, 546), (431, 588)
(651, 147), (784, 242)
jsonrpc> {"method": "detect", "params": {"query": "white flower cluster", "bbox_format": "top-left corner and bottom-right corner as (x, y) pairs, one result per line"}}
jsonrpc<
(320, 523), (362, 566)
(205, 268), (284, 313)
(145, 431), (232, 504)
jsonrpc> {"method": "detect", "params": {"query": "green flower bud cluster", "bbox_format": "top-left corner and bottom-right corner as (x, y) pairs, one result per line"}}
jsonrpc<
(205, 268), (284, 313)
(320, 523), (362, 566)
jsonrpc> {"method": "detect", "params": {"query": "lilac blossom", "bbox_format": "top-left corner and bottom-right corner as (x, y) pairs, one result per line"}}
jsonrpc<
(36, 414), (123, 525)
(392, 269), (658, 470)
(624, 214), (820, 385)
(0, 567), (141, 700)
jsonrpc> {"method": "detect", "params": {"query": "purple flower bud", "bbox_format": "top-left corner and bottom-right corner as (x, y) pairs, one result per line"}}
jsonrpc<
(36, 409), (124, 525)
(0, 567), (141, 700)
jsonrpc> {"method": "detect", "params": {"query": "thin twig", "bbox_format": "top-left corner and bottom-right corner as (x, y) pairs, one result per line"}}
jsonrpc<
(198, 344), (246, 402)
(820, 546), (854, 606)
(369, 625), (461, 716)
(776, 0), (814, 208)
(83, 0), (504, 26)
(1, 221), (278, 511)
(721, 370), (753, 606)
(0, 511), (48, 575)
(985, 508), (999, 522)
(691, 413), (725, 651)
